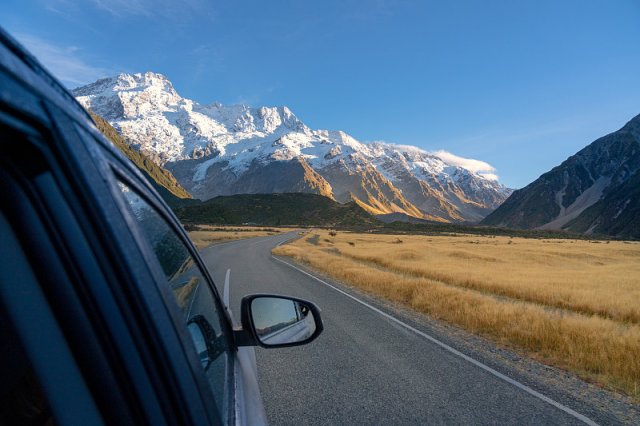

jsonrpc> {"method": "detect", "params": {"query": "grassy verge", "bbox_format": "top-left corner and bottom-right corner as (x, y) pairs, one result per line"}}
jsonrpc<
(273, 230), (640, 399)
(187, 225), (290, 249)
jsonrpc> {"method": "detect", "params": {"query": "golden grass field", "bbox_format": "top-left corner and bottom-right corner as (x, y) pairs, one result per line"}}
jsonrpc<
(273, 231), (640, 399)
(188, 225), (287, 249)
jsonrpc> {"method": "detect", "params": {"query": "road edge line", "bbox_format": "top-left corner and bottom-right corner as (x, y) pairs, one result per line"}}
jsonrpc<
(186, 282), (200, 319)
(271, 255), (598, 426)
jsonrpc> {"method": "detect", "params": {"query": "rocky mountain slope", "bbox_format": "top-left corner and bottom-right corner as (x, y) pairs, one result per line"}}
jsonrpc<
(482, 114), (640, 238)
(90, 111), (377, 226)
(74, 72), (511, 222)
(89, 111), (192, 203)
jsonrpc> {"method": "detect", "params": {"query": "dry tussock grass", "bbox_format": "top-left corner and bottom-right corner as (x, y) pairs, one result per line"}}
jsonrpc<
(188, 225), (287, 249)
(173, 277), (199, 309)
(273, 231), (640, 398)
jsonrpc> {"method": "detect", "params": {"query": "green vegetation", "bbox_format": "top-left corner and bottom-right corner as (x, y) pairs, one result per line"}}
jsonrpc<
(174, 191), (618, 239)
(173, 193), (378, 228)
(89, 112), (192, 200)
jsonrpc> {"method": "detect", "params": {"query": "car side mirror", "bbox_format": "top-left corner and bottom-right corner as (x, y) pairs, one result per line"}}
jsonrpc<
(235, 295), (323, 348)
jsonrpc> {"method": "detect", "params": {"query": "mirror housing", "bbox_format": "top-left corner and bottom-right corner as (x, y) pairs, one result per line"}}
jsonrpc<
(235, 294), (323, 348)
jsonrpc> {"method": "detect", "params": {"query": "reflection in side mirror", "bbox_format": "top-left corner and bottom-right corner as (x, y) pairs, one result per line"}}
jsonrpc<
(247, 296), (322, 348)
(188, 320), (210, 369)
(187, 315), (225, 369)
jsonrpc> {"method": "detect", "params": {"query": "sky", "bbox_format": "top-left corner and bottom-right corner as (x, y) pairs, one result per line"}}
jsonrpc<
(2, 1), (639, 188)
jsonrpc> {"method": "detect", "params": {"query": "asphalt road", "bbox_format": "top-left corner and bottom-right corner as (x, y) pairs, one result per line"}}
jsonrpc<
(200, 232), (601, 425)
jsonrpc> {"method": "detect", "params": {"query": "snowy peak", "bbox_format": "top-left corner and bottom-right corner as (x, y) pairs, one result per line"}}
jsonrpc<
(117, 72), (176, 92)
(75, 72), (182, 121)
(259, 105), (303, 131)
(232, 105), (307, 134)
(74, 72), (177, 96)
(74, 72), (512, 222)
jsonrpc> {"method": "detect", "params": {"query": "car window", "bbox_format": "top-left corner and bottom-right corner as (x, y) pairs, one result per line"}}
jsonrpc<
(116, 180), (232, 423)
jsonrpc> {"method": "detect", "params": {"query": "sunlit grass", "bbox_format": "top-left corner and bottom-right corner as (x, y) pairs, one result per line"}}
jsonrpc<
(173, 277), (199, 309)
(188, 225), (288, 249)
(273, 231), (640, 398)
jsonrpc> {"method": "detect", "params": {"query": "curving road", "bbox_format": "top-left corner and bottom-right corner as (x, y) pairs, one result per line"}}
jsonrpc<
(199, 232), (611, 425)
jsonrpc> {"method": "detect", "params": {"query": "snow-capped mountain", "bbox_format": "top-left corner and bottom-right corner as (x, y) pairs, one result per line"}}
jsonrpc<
(74, 72), (511, 222)
(482, 113), (640, 238)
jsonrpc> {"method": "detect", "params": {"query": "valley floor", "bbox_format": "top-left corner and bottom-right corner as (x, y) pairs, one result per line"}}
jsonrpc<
(187, 225), (296, 249)
(273, 231), (640, 401)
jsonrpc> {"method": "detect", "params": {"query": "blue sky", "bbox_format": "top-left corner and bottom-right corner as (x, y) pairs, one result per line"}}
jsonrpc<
(2, 1), (639, 188)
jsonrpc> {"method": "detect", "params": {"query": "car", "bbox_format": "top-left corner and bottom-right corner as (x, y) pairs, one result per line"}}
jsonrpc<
(0, 27), (323, 426)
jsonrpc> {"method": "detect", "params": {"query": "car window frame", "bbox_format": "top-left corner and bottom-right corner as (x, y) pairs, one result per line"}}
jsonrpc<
(49, 109), (217, 425)
(104, 156), (237, 424)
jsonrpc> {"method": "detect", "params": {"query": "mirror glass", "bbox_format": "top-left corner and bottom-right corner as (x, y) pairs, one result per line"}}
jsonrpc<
(250, 297), (317, 346)
(187, 321), (210, 368)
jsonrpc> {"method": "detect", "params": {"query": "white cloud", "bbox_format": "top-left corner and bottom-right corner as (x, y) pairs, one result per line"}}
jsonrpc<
(478, 173), (499, 181)
(371, 142), (501, 181)
(432, 150), (497, 177)
(14, 33), (116, 88)
(383, 143), (428, 154)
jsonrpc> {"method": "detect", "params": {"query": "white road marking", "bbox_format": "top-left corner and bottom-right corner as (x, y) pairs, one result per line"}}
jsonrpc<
(272, 255), (598, 426)
(224, 268), (231, 309)
(186, 281), (200, 319)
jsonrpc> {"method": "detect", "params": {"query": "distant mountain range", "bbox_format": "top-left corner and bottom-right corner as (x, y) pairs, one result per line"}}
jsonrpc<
(482, 114), (640, 239)
(89, 93), (638, 238)
(92, 112), (375, 227)
(73, 72), (511, 222)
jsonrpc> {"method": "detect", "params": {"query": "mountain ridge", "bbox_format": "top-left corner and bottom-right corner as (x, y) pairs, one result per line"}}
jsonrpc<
(88, 110), (192, 202)
(74, 72), (511, 222)
(482, 113), (640, 238)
